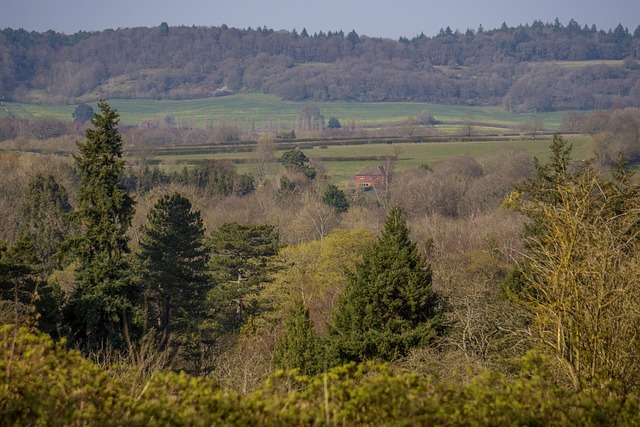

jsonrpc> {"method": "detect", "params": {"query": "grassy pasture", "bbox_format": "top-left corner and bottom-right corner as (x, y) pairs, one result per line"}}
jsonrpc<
(2, 94), (587, 183)
(150, 135), (591, 183)
(304, 136), (590, 182)
(2, 93), (564, 131)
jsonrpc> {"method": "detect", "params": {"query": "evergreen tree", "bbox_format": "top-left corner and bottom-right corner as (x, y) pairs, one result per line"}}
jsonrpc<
(0, 231), (66, 337)
(272, 299), (320, 375)
(64, 100), (137, 351)
(159, 21), (169, 37)
(3, 232), (66, 338)
(137, 192), (209, 351)
(503, 134), (576, 291)
(281, 148), (316, 179)
(72, 103), (94, 123)
(121, 165), (170, 195)
(510, 133), (574, 238)
(329, 206), (440, 363)
(322, 184), (349, 213)
(327, 117), (341, 129)
(0, 234), (40, 325)
(206, 223), (279, 333)
(170, 160), (254, 196)
(19, 173), (73, 272)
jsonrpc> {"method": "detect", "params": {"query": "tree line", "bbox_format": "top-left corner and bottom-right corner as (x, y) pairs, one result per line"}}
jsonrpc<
(1, 19), (639, 110)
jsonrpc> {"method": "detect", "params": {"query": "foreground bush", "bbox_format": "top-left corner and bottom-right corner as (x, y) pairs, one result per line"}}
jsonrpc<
(1, 325), (639, 426)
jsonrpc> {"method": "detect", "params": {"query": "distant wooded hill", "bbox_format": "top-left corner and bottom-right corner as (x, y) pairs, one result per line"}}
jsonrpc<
(1, 19), (639, 111)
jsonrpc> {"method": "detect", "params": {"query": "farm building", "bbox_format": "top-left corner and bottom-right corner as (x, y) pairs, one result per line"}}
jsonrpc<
(355, 165), (387, 187)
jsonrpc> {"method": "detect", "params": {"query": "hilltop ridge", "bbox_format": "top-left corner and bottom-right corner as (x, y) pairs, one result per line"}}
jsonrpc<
(1, 19), (639, 111)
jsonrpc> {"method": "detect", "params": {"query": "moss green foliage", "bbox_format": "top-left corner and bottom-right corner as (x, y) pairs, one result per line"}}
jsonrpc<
(329, 206), (441, 363)
(254, 228), (376, 342)
(2, 326), (639, 426)
(272, 299), (320, 376)
(0, 325), (124, 426)
(64, 100), (137, 351)
(0, 325), (261, 426)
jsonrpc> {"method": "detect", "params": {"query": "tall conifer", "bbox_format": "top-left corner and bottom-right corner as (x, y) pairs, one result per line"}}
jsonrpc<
(65, 100), (136, 351)
(272, 299), (319, 375)
(19, 173), (72, 271)
(137, 192), (209, 351)
(206, 223), (279, 334)
(329, 206), (440, 362)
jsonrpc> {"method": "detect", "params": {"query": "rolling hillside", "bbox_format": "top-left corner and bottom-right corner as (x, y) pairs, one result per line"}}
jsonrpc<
(1, 20), (639, 111)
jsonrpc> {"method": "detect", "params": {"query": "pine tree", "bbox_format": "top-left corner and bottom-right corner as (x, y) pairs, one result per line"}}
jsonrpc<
(322, 184), (349, 213)
(208, 223), (279, 286)
(137, 192), (209, 351)
(281, 148), (316, 179)
(19, 173), (73, 272)
(2, 232), (66, 337)
(272, 299), (320, 375)
(329, 206), (440, 363)
(206, 222), (279, 333)
(64, 100), (137, 351)
(0, 234), (40, 325)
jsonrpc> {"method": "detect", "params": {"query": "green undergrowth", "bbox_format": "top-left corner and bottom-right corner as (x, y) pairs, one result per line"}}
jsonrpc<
(1, 325), (638, 426)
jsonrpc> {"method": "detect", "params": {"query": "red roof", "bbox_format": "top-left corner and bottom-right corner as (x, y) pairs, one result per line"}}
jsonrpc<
(356, 166), (385, 176)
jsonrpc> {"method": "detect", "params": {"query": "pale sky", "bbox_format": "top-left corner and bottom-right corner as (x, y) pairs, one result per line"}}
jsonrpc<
(1, 0), (638, 39)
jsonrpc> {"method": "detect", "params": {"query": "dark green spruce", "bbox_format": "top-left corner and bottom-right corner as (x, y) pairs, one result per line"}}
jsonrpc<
(64, 100), (137, 352)
(0, 234), (40, 325)
(272, 298), (320, 376)
(329, 206), (441, 363)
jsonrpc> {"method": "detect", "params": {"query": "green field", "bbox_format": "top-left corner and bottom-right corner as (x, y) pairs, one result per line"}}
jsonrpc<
(150, 136), (591, 183)
(310, 136), (589, 182)
(1, 94), (587, 184)
(1, 93), (564, 131)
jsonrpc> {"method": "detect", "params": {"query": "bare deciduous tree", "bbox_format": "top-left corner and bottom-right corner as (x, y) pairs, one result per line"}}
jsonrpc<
(249, 136), (278, 184)
(508, 166), (640, 390)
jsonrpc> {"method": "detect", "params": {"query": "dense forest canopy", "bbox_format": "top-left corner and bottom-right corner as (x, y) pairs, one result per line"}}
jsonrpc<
(1, 19), (639, 111)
